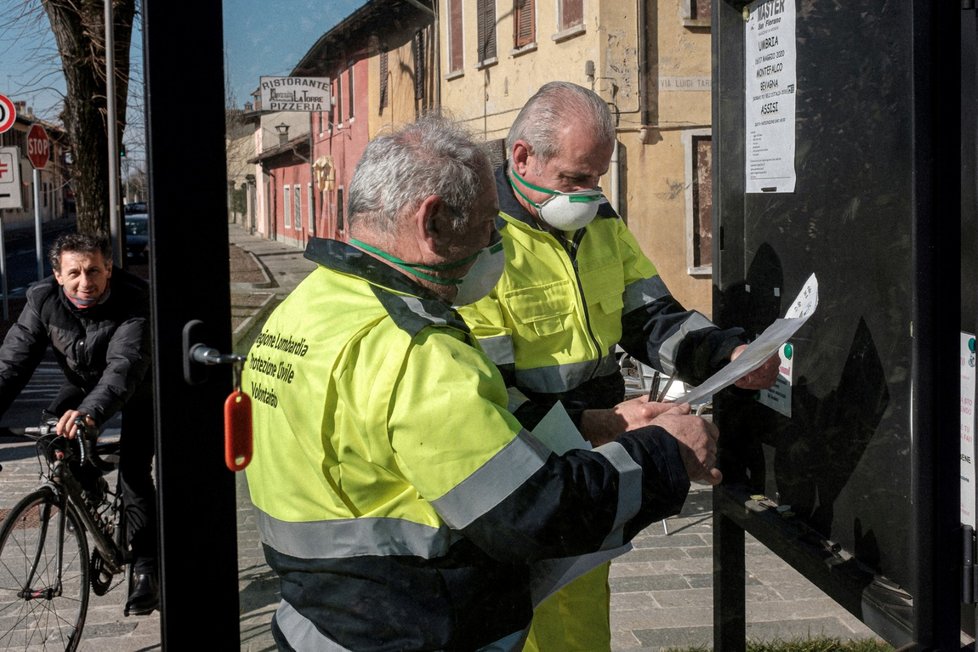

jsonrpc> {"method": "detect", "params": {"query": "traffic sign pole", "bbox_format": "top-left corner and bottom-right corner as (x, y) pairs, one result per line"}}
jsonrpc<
(0, 212), (8, 321)
(33, 168), (42, 280)
(27, 124), (51, 281)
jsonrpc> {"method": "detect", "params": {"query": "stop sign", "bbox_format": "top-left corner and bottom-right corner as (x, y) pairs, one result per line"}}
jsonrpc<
(27, 124), (50, 170)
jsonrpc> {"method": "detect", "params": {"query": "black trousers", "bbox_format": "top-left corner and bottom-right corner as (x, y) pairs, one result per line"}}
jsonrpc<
(46, 379), (158, 575)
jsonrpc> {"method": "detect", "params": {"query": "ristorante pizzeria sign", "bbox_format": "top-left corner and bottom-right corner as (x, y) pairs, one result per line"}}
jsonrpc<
(259, 76), (330, 112)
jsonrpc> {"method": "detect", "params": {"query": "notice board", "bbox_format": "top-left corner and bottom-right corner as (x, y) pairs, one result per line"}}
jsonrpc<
(711, 1), (969, 648)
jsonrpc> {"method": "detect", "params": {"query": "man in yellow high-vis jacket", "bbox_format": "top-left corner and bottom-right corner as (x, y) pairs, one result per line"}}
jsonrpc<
(243, 115), (726, 651)
(458, 82), (779, 652)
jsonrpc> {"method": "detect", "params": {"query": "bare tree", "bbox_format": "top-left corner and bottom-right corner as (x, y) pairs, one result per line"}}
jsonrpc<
(42, 0), (136, 235)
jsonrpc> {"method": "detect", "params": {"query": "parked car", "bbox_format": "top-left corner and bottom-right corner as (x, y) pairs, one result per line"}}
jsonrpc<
(124, 213), (149, 261)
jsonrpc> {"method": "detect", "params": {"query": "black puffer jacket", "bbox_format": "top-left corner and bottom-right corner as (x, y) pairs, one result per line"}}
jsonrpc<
(0, 268), (151, 427)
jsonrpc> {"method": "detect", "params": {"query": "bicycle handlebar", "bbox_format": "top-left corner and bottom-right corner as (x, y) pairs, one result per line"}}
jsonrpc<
(23, 418), (117, 473)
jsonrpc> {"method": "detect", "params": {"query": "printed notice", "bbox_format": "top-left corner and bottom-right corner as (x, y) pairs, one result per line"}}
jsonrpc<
(745, 0), (797, 193)
(962, 332), (976, 528)
(675, 274), (817, 407)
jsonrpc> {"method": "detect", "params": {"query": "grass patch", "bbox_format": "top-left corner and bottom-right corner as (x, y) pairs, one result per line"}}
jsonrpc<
(664, 637), (893, 652)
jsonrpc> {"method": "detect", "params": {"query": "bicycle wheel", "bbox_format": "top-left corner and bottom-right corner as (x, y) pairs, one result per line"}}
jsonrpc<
(0, 487), (90, 651)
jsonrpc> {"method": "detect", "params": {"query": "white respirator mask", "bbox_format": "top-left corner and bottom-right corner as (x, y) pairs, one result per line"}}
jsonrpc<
(509, 168), (605, 231)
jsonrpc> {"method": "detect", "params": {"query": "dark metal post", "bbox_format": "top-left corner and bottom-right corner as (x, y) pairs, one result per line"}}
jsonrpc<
(714, 496), (746, 652)
(910, 3), (962, 648)
(142, 0), (240, 647)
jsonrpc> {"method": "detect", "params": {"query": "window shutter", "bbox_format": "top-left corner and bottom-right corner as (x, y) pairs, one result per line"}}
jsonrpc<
(477, 0), (496, 62)
(379, 51), (389, 109)
(414, 31), (426, 100)
(515, 0), (535, 48)
(449, 0), (463, 73)
(560, 0), (582, 31)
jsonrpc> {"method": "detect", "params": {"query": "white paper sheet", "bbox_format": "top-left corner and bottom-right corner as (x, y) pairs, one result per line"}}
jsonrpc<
(674, 274), (818, 406)
(530, 401), (591, 454)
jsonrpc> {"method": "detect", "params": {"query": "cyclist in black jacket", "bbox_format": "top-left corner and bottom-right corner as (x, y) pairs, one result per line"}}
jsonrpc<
(0, 231), (158, 616)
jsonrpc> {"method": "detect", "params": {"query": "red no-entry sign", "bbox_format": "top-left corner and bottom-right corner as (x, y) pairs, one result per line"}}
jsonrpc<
(0, 95), (15, 135)
(27, 124), (50, 170)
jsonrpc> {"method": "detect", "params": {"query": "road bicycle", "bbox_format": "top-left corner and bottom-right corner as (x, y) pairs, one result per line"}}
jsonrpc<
(0, 418), (133, 651)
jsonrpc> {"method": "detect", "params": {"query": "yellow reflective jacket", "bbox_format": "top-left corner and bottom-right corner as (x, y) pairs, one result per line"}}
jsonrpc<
(459, 166), (746, 427)
(244, 238), (692, 651)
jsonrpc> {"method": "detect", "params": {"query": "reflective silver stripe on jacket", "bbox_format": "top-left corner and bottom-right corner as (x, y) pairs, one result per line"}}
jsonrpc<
(401, 296), (447, 325)
(276, 599), (528, 652)
(478, 334), (515, 366)
(657, 311), (714, 376)
(277, 600), (352, 651)
(513, 352), (620, 394)
(508, 386), (529, 413)
(593, 441), (643, 548)
(431, 429), (550, 530)
(622, 274), (671, 314)
(257, 511), (463, 560)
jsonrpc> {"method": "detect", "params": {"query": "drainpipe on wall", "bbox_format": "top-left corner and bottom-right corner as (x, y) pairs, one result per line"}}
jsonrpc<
(610, 140), (620, 215)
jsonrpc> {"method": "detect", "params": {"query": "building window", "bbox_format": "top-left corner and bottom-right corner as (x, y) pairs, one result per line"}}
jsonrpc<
(329, 83), (336, 130)
(307, 183), (314, 232)
(682, 0), (711, 28)
(448, 0), (463, 75)
(347, 68), (355, 121)
(336, 187), (345, 233)
(414, 31), (426, 100)
(319, 110), (326, 135)
(293, 185), (302, 230)
(336, 76), (343, 124)
(514, 0), (535, 49)
(283, 184), (292, 229)
(379, 51), (389, 109)
(683, 130), (713, 276)
(559, 0), (582, 32)
(477, 0), (496, 64)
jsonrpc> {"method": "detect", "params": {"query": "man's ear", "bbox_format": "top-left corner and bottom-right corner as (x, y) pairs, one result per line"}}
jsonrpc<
(511, 140), (531, 175)
(414, 194), (451, 252)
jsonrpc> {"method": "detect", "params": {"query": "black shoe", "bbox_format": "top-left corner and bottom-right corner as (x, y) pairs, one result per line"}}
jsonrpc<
(125, 573), (159, 616)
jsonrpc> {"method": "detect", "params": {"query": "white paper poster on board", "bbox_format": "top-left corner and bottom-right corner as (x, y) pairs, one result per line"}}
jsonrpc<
(745, 0), (797, 193)
(962, 332), (976, 529)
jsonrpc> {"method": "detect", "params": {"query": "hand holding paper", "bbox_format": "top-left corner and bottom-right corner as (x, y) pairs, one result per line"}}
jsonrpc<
(674, 273), (818, 406)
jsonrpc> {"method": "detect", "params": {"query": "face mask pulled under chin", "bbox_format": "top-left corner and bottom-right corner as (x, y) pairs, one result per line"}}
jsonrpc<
(451, 239), (505, 307)
(510, 168), (605, 231)
(348, 236), (504, 306)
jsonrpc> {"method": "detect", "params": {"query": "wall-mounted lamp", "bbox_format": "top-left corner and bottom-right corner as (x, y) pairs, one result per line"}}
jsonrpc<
(584, 60), (595, 83)
(275, 122), (290, 145)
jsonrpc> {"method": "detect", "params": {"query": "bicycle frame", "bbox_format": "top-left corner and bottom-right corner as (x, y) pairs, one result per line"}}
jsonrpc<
(53, 457), (126, 573)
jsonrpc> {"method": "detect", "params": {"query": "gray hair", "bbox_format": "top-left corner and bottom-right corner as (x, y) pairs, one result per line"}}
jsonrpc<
(348, 115), (491, 234)
(506, 81), (616, 163)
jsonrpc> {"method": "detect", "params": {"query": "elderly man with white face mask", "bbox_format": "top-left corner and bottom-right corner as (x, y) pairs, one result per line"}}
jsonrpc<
(243, 115), (723, 652)
(457, 81), (781, 652)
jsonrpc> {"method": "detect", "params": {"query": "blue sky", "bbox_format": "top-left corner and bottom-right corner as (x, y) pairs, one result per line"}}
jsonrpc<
(223, 0), (365, 109)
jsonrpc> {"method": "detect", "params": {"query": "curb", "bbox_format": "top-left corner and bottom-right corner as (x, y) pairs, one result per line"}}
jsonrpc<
(230, 250), (275, 291)
(231, 293), (277, 349)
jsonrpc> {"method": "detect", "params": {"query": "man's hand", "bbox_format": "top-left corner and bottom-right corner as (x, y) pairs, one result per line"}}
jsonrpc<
(730, 344), (780, 390)
(56, 410), (95, 440)
(580, 395), (674, 446)
(650, 403), (722, 486)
